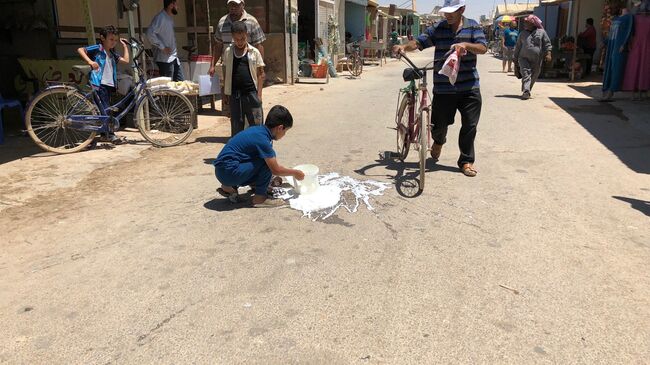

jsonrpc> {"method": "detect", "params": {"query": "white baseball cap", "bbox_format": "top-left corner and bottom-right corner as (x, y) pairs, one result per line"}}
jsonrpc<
(439, 0), (466, 14)
(227, 0), (243, 4)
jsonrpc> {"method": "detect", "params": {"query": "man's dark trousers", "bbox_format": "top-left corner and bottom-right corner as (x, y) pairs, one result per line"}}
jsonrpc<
(157, 61), (184, 81)
(430, 90), (482, 167)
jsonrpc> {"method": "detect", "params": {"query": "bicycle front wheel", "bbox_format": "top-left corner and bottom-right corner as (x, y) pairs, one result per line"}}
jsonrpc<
(135, 89), (195, 147)
(25, 87), (98, 153)
(396, 94), (411, 161)
(418, 109), (430, 192)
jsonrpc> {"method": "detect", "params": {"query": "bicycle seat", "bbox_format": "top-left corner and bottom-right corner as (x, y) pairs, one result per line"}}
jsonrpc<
(72, 65), (92, 73)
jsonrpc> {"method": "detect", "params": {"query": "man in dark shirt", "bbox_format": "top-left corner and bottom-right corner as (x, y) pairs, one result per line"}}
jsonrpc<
(393, 0), (487, 177)
(578, 18), (597, 76)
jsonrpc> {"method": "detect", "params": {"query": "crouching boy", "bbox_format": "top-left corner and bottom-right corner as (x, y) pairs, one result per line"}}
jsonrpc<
(214, 105), (304, 207)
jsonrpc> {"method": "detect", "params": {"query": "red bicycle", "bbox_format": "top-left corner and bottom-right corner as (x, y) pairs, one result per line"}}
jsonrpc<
(395, 51), (435, 192)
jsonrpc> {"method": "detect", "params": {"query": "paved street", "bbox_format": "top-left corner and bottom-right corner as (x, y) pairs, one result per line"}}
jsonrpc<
(1, 49), (649, 364)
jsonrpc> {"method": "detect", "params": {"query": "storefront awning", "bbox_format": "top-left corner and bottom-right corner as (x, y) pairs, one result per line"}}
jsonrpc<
(346, 0), (368, 6)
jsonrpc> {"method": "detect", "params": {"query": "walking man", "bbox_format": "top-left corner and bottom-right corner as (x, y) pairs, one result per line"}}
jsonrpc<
(209, 0), (266, 114)
(147, 0), (184, 81)
(514, 15), (552, 100)
(393, 0), (487, 177)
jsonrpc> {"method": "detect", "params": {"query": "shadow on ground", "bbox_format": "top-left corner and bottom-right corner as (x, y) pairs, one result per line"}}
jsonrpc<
(613, 196), (650, 217)
(355, 153), (458, 198)
(204, 191), (254, 212)
(548, 93), (650, 174)
(194, 136), (230, 145)
(0, 135), (48, 164)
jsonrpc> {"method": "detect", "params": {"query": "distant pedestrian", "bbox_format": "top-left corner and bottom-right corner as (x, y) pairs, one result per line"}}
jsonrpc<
(147, 0), (184, 81)
(578, 18), (597, 76)
(502, 21), (518, 73)
(514, 15), (552, 100)
(223, 21), (265, 137)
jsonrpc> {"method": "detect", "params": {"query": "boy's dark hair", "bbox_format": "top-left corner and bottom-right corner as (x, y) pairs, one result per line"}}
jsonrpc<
(100, 25), (119, 39)
(164, 0), (176, 9)
(265, 105), (293, 129)
(231, 21), (248, 35)
(586, 18), (594, 25)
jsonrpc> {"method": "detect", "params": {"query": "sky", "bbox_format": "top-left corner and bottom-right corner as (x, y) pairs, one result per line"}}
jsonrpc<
(377, 0), (497, 20)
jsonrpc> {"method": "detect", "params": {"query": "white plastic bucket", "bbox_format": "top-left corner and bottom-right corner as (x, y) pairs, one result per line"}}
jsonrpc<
(287, 164), (319, 195)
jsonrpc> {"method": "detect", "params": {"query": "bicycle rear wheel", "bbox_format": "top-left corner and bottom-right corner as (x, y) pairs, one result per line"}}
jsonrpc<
(25, 87), (99, 154)
(418, 109), (430, 192)
(135, 89), (195, 147)
(352, 55), (363, 76)
(396, 94), (411, 161)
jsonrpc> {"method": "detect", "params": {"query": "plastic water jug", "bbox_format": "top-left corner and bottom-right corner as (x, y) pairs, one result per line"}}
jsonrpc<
(287, 164), (319, 195)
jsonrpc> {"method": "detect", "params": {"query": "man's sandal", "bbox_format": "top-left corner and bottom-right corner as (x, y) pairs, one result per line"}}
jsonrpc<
(460, 163), (477, 177)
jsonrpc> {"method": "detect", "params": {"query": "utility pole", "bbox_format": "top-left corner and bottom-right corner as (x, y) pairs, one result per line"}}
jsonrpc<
(412, 0), (417, 11)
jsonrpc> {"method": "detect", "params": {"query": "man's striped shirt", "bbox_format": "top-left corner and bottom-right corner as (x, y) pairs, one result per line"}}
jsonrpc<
(417, 17), (487, 94)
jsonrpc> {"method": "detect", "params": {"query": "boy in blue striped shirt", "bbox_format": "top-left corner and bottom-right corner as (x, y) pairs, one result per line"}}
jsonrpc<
(77, 25), (130, 144)
(394, 0), (487, 177)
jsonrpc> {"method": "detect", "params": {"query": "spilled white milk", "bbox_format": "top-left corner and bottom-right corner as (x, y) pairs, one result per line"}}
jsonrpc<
(275, 173), (390, 220)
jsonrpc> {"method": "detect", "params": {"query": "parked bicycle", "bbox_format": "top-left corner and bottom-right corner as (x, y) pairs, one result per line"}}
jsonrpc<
(345, 38), (364, 77)
(394, 50), (435, 192)
(25, 37), (195, 154)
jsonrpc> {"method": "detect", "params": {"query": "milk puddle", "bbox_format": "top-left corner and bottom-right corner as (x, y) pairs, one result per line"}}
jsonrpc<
(273, 173), (390, 220)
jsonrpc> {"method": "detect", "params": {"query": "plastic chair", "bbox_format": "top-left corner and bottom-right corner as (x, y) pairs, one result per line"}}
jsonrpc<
(0, 94), (23, 144)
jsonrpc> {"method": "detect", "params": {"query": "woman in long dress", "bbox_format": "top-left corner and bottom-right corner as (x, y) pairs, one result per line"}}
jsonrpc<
(622, 5), (650, 100)
(601, 9), (634, 101)
(514, 15), (553, 100)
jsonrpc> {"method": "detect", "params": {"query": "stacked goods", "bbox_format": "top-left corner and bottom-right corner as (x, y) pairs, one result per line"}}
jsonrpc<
(146, 77), (199, 94)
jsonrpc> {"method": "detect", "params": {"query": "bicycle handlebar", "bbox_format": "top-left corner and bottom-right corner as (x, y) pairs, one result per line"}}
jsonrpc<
(398, 50), (436, 78)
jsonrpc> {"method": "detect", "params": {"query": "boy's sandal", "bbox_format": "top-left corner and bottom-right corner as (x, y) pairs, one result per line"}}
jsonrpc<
(460, 163), (477, 177)
(217, 188), (239, 203)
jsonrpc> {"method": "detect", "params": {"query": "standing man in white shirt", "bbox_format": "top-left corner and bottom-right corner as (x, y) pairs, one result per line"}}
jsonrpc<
(147, 0), (184, 81)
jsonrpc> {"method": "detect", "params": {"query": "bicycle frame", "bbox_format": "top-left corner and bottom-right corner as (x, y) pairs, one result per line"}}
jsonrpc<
(400, 53), (433, 148)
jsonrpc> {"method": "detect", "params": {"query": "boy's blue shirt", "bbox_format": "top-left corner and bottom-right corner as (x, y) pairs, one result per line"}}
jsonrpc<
(214, 126), (276, 168)
(504, 28), (519, 48)
(85, 44), (121, 88)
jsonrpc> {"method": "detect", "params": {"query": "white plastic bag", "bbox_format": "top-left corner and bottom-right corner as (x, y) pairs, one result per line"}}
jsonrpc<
(438, 49), (466, 85)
